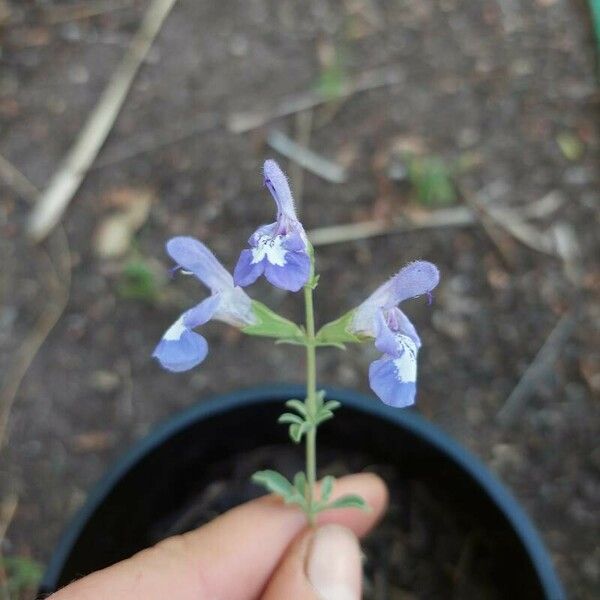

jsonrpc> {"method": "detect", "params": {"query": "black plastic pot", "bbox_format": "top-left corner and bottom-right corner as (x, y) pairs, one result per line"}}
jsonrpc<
(39, 386), (564, 598)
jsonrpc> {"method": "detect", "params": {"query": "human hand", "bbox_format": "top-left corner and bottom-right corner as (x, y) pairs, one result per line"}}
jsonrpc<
(50, 473), (388, 600)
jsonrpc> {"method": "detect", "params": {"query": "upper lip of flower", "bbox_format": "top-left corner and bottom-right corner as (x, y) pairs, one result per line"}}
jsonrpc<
(233, 160), (311, 292)
(351, 260), (440, 337)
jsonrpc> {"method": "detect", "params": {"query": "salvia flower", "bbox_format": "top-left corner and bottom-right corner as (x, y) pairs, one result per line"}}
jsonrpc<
(153, 237), (256, 372)
(234, 160), (311, 292)
(351, 261), (440, 407)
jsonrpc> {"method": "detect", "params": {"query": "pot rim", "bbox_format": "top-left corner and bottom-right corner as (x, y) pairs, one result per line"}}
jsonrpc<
(41, 384), (565, 599)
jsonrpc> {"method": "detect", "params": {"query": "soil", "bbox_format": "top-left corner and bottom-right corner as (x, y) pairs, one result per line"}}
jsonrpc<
(1, 0), (599, 598)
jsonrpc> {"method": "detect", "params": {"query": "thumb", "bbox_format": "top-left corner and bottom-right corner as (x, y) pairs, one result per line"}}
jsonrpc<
(262, 524), (363, 600)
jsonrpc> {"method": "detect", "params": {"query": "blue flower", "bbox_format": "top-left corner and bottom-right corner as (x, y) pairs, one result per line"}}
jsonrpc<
(234, 160), (311, 292)
(153, 237), (256, 372)
(351, 261), (440, 407)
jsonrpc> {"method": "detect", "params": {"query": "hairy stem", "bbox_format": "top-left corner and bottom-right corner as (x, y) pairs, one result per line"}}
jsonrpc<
(303, 272), (318, 524)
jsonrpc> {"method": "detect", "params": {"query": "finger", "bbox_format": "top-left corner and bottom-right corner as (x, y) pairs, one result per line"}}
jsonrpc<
(262, 524), (362, 600)
(51, 472), (388, 600)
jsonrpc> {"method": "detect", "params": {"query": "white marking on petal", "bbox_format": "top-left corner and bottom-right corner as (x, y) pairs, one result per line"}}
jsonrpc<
(163, 317), (187, 341)
(392, 333), (418, 382)
(251, 235), (287, 267)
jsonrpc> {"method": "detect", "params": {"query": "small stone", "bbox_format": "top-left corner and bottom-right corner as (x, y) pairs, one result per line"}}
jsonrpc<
(89, 370), (120, 393)
(229, 34), (248, 57)
(68, 64), (89, 84)
(491, 443), (522, 473)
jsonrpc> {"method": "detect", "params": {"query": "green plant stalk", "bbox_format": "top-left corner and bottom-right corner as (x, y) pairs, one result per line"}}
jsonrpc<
(303, 270), (318, 525)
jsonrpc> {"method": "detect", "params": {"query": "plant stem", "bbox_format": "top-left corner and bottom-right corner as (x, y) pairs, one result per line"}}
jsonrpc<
(303, 274), (318, 525)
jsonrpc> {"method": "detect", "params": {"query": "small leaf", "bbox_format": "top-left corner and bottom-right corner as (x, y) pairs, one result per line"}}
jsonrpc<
(285, 399), (307, 417)
(294, 472), (307, 498)
(1, 555), (43, 594)
(278, 413), (304, 426)
(557, 132), (584, 161)
(289, 423), (302, 443)
(321, 475), (335, 502)
(252, 470), (294, 499)
(289, 421), (311, 443)
(322, 400), (341, 412)
(315, 410), (334, 425)
(316, 310), (365, 346)
(407, 154), (457, 207)
(243, 301), (304, 340)
(327, 494), (370, 511)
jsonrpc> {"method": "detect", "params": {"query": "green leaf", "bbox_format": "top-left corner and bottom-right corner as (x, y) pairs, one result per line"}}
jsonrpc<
(407, 154), (457, 207)
(321, 475), (335, 502)
(327, 494), (370, 511)
(289, 423), (301, 443)
(315, 409), (334, 426)
(243, 301), (304, 340)
(556, 132), (584, 161)
(294, 472), (307, 498)
(1, 555), (44, 594)
(289, 422), (312, 443)
(316, 62), (347, 101)
(278, 413), (304, 425)
(252, 470), (295, 499)
(322, 400), (341, 412)
(316, 310), (365, 347)
(285, 399), (307, 417)
(117, 260), (160, 304)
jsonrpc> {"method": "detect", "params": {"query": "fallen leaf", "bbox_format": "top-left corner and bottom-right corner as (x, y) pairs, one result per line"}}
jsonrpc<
(556, 132), (584, 161)
(93, 187), (155, 258)
(72, 431), (114, 453)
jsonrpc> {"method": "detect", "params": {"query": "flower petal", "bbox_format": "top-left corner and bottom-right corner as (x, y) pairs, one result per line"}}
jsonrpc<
(264, 159), (296, 220)
(369, 354), (417, 408)
(214, 287), (256, 327)
(392, 261), (440, 304)
(167, 237), (232, 292)
(351, 278), (396, 336)
(352, 261), (439, 336)
(386, 307), (421, 348)
(153, 316), (208, 372)
(282, 229), (307, 252)
(264, 250), (311, 291)
(233, 249), (265, 287)
(184, 295), (221, 328)
(373, 310), (399, 356)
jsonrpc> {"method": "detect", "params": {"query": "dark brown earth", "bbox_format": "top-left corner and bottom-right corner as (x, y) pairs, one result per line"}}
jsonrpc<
(1, 1), (599, 598)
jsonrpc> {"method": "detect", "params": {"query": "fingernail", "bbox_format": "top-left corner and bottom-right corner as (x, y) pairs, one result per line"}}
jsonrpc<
(306, 524), (361, 600)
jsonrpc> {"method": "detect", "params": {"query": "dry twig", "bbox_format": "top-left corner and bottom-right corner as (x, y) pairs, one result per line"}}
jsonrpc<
(0, 493), (18, 551)
(43, 0), (137, 24)
(497, 310), (578, 427)
(93, 112), (219, 169)
(287, 110), (314, 214)
(227, 66), (403, 134)
(267, 129), (346, 184)
(308, 206), (474, 246)
(28, 0), (178, 242)
(0, 154), (39, 202)
(0, 165), (72, 449)
(306, 188), (565, 247)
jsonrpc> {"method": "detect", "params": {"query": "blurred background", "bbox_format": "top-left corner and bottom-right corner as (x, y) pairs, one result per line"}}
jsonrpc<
(0, 0), (599, 597)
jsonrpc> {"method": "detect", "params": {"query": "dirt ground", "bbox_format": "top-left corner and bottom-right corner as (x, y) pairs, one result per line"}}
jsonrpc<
(1, 0), (599, 598)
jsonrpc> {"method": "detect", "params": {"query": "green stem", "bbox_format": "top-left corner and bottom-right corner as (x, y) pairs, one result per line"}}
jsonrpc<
(303, 272), (318, 525)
